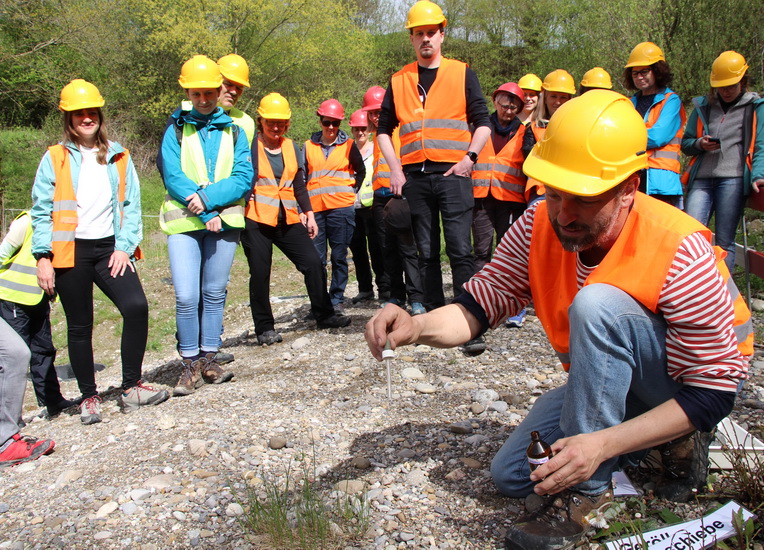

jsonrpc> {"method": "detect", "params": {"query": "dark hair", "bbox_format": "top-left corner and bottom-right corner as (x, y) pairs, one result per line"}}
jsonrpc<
(63, 108), (109, 164)
(622, 60), (673, 92)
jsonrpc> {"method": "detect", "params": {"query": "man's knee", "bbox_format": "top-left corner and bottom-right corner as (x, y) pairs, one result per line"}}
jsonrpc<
(490, 452), (533, 498)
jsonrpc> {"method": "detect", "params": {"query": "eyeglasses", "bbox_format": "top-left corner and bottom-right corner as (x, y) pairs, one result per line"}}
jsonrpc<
(263, 119), (286, 127)
(497, 103), (520, 112)
(321, 119), (341, 127)
(632, 68), (652, 78)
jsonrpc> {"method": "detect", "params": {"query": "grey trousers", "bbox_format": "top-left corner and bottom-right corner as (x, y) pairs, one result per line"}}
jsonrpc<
(0, 317), (31, 451)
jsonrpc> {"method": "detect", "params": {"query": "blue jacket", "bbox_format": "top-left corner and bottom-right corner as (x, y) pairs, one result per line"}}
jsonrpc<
(31, 141), (142, 256)
(631, 87), (683, 196)
(160, 106), (253, 226)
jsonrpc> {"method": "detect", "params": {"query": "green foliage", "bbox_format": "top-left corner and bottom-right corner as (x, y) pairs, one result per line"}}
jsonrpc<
(0, 129), (48, 219)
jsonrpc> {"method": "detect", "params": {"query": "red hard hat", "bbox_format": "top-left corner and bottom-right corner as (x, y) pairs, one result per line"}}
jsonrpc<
(492, 82), (525, 103)
(362, 86), (386, 111)
(316, 99), (345, 120)
(349, 109), (368, 128)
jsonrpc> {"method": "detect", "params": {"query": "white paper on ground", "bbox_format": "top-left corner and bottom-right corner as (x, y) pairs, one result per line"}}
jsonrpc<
(612, 471), (638, 496)
(604, 500), (753, 550)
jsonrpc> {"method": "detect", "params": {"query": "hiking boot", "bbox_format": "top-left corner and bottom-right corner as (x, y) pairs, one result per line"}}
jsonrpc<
(333, 303), (346, 315)
(173, 358), (204, 396)
(462, 336), (487, 356)
(80, 396), (102, 425)
(351, 291), (375, 303)
(654, 430), (715, 502)
(410, 302), (426, 316)
(215, 351), (235, 364)
(505, 489), (613, 550)
(505, 307), (527, 328)
(0, 434), (55, 468)
(200, 353), (234, 384)
(257, 330), (283, 345)
(378, 290), (391, 302)
(118, 382), (170, 413)
(316, 313), (351, 329)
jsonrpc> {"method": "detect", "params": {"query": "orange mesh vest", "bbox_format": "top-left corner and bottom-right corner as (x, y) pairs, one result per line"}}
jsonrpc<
(472, 124), (527, 202)
(525, 122), (547, 201)
(372, 129), (401, 191)
(391, 58), (471, 165)
(646, 92), (686, 174)
(304, 140), (356, 212)
(528, 194), (752, 369)
(47, 145), (137, 268)
(246, 138), (300, 226)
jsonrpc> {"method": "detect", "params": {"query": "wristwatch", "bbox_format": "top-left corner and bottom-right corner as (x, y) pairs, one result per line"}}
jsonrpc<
(467, 151), (478, 163)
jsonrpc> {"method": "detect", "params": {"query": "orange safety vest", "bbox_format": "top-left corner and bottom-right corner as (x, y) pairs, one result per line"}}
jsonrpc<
(391, 58), (471, 165)
(372, 129), (401, 191)
(472, 125), (527, 203)
(646, 92), (686, 174)
(47, 144), (140, 268)
(304, 140), (356, 212)
(528, 194), (753, 369)
(246, 138), (300, 226)
(524, 121), (547, 201)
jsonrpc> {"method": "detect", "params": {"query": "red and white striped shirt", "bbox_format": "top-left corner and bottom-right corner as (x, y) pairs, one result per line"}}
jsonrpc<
(464, 202), (749, 392)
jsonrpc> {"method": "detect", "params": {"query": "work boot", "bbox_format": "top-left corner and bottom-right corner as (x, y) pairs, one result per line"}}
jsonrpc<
(654, 430), (715, 502)
(505, 488), (613, 550)
(173, 358), (204, 396)
(118, 381), (170, 412)
(257, 330), (283, 345)
(200, 353), (234, 384)
(316, 313), (351, 329)
(351, 291), (375, 303)
(462, 336), (487, 356)
(215, 351), (235, 364)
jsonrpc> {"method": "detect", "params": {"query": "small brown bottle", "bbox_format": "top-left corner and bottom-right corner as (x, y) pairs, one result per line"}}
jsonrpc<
(527, 431), (553, 472)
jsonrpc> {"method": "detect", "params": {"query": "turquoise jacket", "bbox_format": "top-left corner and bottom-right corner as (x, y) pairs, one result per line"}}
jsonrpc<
(31, 141), (142, 257)
(160, 106), (253, 226)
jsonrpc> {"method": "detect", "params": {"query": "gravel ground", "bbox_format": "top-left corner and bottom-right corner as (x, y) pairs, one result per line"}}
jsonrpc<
(1, 284), (763, 550)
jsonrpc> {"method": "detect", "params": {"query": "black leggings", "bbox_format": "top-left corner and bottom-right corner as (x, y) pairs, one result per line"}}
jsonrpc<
(55, 237), (148, 397)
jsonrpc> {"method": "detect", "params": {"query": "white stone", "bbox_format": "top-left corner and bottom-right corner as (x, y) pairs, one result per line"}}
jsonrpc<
(472, 389), (499, 403)
(129, 489), (152, 502)
(226, 503), (244, 517)
(291, 337), (311, 350)
(400, 367), (425, 380)
(414, 383), (436, 394)
(188, 439), (208, 456)
(95, 501), (119, 518)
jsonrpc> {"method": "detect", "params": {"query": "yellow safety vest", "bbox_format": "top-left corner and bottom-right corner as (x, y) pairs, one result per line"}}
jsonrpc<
(0, 212), (44, 306)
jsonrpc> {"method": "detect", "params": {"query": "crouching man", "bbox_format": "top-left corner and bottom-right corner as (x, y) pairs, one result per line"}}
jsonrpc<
(365, 90), (751, 550)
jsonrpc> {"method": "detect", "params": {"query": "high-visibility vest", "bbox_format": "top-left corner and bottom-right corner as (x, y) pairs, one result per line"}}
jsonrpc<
(228, 107), (255, 146)
(304, 140), (356, 212)
(0, 212), (44, 305)
(391, 58), (471, 165)
(372, 129), (401, 191)
(47, 144), (133, 268)
(357, 144), (374, 207)
(159, 124), (245, 234)
(528, 194), (753, 370)
(524, 121), (547, 201)
(646, 92), (686, 174)
(472, 124), (527, 203)
(246, 138), (300, 226)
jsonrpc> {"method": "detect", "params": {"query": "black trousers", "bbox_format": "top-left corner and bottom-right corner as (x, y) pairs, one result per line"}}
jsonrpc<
(349, 206), (389, 295)
(55, 237), (148, 397)
(240, 218), (334, 334)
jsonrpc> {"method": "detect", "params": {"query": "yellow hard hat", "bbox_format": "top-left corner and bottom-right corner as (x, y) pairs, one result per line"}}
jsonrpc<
(257, 92), (291, 120)
(218, 54), (251, 88)
(580, 67), (613, 90)
(518, 73), (543, 92)
(59, 79), (105, 112)
(178, 55), (223, 89)
(710, 51), (748, 87)
(624, 42), (665, 68)
(542, 69), (576, 95)
(405, 0), (447, 29)
(523, 90), (648, 196)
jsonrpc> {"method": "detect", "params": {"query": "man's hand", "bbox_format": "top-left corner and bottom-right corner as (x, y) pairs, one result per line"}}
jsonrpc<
(697, 135), (721, 152)
(529, 432), (608, 495)
(108, 250), (135, 278)
(205, 216), (222, 232)
(365, 303), (418, 360)
(36, 257), (56, 296)
(444, 155), (474, 178)
(389, 168), (407, 196)
(752, 179), (764, 193)
(186, 193), (206, 214)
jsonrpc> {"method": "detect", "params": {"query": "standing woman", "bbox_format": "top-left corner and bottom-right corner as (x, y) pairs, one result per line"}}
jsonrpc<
(31, 79), (168, 425)
(240, 93), (350, 345)
(516, 73), (542, 126)
(159, 56), (253, 396)
(683, 51), (764, 272)
(623, 42), (686, 208)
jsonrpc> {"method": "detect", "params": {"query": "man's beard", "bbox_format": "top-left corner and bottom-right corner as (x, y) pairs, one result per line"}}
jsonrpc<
(550, 208), (619, 253)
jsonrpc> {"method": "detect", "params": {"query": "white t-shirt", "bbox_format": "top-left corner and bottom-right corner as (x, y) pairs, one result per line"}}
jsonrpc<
(76, 146), (114, 239)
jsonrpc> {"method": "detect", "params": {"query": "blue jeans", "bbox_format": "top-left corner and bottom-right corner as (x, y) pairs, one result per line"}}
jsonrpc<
(168, 229), (240, 357)
(491, 284), (681, 497)
(685, 177), (745, 272)
(313, 206), (355, 306)
(0, 317), (30, 451)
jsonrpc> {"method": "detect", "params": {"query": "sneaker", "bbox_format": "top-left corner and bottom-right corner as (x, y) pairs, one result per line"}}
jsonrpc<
(380, 297), (404, 308)
(505, 308), (527, 328)
(654, 430), (715, 502)
(215, 351), (235, 364)
(257, 330), (283, 345)
(80, 396), (102, 425)
(118, 382), (170, 413)
(199, 353), (234, 385)
(505, 489), (613, 550)
(316, 313), (352, 329)
(462, 336), (487, 356)
(351, 291), (375, 303)
(0, 434), (55, 468)
(410, 302), (426, 316)
(173, 358), (204, 396)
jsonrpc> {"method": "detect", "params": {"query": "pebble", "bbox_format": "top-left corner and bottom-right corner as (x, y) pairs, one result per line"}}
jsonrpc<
(488, 400), (509, 413)
(225, 503), (244, 517)
(0, 503), (8, 514)
(96, 502), (118, 518)
(188, 439), (207, 456)
(470, 403), (486, 414)
(121, 502), (138, 515)
(448, 421), (474, 434)
(53, 469), (82, 489)
(334, 480), (365, 494)
(345, 353), (356, 361)
(156, 416), (176, 430)
(464, 434), (489, 446)
(351, 456), (371, 469)
(414, 383), (436, 394)
(93, 531), (112, 540)
(291, 337), (310, 350)
(129, 489), (152, 502)
(143, 474), (174, 490)
(269, 436), (287, 449)
(401, 367), (425, 380)
(472, 389), (499, 403)
(461, 458), (482, 469)
(173, 511), (186, 521)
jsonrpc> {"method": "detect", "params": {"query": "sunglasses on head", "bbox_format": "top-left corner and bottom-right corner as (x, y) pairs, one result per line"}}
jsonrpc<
(321, 119), (341, 127)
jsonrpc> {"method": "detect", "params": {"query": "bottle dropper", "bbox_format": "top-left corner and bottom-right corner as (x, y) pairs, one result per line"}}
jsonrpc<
(382, 341), (395, 399)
